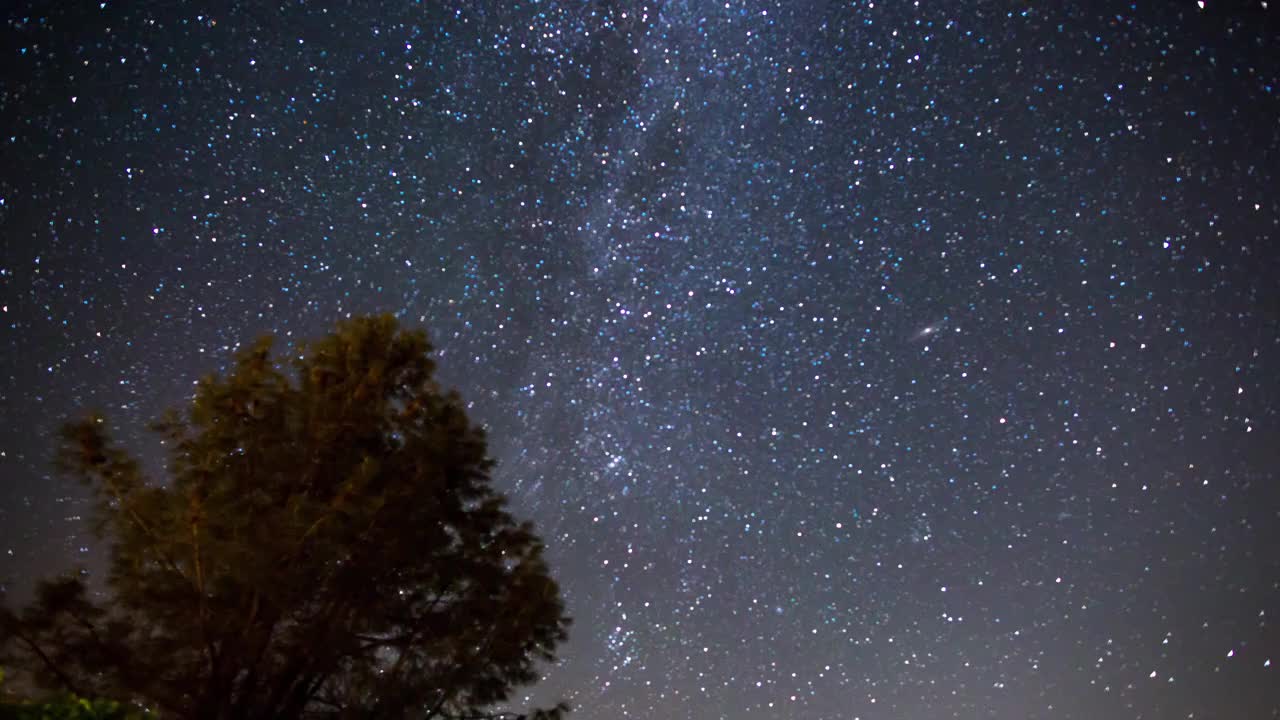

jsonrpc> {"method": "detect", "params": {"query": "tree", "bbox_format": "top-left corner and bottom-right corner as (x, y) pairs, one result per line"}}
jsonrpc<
(0, 667), (144, 720)
(0, 315), (570, 720)
(0, 694), (143, 720)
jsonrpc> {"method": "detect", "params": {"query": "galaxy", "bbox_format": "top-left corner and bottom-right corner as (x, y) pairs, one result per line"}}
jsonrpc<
(2, 1), (1278, 718)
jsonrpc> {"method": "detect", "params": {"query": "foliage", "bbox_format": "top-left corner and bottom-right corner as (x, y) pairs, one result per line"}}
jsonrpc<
(0, 316), (570, 720)
(0, 669), (145, 720)
(0, 694), (142, 720)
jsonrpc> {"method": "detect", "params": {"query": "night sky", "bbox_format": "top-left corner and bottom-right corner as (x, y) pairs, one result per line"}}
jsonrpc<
(2, 1), (1279, 718)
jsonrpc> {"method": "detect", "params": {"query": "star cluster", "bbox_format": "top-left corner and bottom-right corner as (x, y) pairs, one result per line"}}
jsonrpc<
(2, 1), (1278, 718)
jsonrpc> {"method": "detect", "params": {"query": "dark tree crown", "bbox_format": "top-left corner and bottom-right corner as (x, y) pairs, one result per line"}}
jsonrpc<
(0, 315), (570, 720)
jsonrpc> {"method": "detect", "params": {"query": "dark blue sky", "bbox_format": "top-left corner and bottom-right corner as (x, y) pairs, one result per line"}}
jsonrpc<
(2, 1), (1278, 718)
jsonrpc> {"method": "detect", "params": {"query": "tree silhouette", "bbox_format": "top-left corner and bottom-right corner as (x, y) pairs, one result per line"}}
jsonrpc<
(0, 315), (570, 720)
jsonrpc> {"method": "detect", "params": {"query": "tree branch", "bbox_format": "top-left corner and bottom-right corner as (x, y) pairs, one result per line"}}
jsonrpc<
(6, 624), (85, 697)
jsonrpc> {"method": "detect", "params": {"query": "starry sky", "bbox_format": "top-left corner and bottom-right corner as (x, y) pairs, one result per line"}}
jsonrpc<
(2, 1), (1279, 718)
